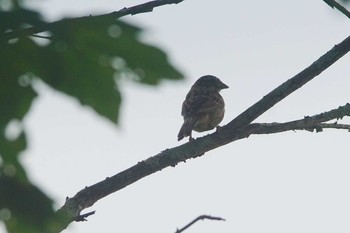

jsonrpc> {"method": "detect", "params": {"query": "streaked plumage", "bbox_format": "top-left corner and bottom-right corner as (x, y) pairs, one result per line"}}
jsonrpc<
(177, 75), (228, 141)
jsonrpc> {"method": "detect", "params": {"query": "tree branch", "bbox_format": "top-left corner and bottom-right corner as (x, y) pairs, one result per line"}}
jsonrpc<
(318, 123), (350, 131)
(0, 0), (184, 41)
(54, 35), (350, 232)
(324, 0), (350, 19)
(243, 103), (350, 135)
(175, 215), (225, 233)
(221, 35), (350, 140)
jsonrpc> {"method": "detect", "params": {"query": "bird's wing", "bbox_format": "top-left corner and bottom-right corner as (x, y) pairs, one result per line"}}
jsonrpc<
(182, 96), (219, 118)
(178, 97), (219, 141)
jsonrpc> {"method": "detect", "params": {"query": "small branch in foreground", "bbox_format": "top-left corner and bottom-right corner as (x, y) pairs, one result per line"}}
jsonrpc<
(324, 0), (350, 19)
(175, 215), (225, 233)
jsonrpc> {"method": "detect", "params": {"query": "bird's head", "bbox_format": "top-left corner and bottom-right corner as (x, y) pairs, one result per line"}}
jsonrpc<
(192, 75), (229, 91)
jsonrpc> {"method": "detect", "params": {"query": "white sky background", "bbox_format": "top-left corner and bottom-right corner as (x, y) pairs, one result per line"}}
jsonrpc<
(2, 0), (350, 232)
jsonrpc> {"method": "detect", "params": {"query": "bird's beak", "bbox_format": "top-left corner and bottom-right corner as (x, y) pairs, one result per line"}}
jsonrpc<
(220, 82), (229, 89)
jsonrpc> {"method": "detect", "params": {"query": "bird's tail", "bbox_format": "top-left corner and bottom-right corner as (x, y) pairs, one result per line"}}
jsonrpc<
(177, 117), (198, 141)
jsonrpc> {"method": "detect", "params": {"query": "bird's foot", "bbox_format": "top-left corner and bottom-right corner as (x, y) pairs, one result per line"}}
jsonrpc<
(216, 125), (223, 132)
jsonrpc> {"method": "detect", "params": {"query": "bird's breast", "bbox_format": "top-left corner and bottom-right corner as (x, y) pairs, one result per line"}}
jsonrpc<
(193, 107), (225, 132)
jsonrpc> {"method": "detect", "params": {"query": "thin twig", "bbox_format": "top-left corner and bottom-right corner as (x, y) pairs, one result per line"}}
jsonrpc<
(31, 34), (53, 40)
(324, 0), (350, 19)
(74, 211), (96, 222)
(175, 215), (225, 233)
(245, 120), (350, 135)
(243, 103), (350, 135)
(114, 0), (184, 16)
(0, 0), (184, 41)
(319, 123), (350, 131)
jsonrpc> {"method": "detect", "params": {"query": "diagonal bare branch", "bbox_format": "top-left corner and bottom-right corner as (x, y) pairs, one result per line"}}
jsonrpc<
(324, 0), (350, 19)
(221, 35), (350, 140)
(55, 35), (350, 232)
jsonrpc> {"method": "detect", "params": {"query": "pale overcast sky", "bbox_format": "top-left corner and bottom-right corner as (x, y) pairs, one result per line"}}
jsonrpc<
(2, 0), (350, 233)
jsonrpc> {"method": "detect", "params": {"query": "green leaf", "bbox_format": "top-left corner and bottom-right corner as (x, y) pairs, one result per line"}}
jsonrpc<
(0, 132), (27, 180)
(0, 174), (57, 233)
(0, 8), (44, 33)
(0, 38), (38, 168)
(1, 13), (183, 124)
(0, 38), (38, 167)
(0, 40), (38, 113)
(35, 17), (183, 123)
(0, 7), (184, 233)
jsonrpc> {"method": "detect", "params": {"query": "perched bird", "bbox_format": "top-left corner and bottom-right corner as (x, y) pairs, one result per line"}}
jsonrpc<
(177, 75), (229, 141)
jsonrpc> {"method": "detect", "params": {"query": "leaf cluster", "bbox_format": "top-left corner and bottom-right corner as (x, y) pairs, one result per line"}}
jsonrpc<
(0, 1), (183, 232)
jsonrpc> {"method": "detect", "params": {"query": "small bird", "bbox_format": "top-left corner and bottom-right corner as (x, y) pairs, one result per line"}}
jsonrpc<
(177, 75), (229, 141)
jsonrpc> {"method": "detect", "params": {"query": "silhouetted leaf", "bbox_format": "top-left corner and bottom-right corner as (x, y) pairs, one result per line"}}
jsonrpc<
(0, 41), (38, 126)
(0, 175), (57, 233)
(0, 38), (38, 170)
(36, 17), (183, 122)
(0, 3), (183, 233)
(0, 8), (44, 33)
